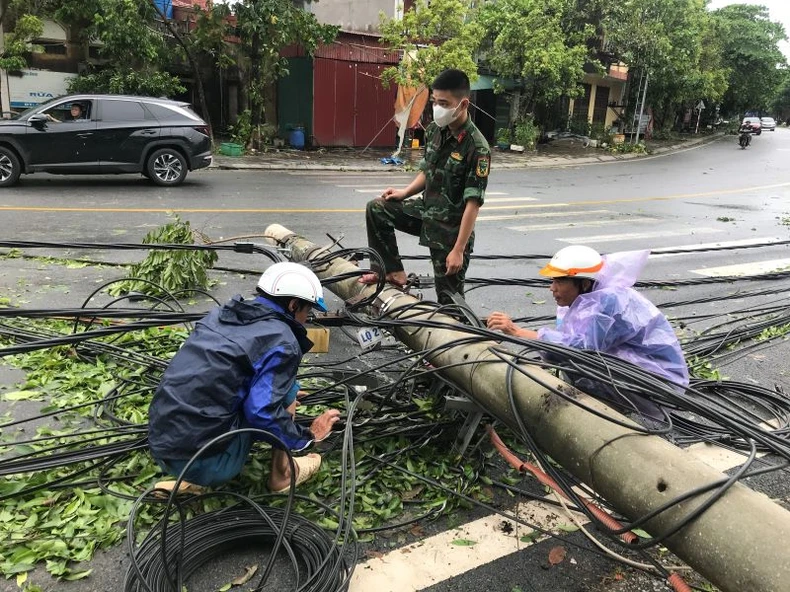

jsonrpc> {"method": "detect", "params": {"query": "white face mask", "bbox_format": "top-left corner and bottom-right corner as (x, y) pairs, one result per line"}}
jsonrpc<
(433, 102), (462, 128)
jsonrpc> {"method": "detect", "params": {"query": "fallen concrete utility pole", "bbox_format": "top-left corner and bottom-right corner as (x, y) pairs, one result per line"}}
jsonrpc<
(265, 224), (790, 592)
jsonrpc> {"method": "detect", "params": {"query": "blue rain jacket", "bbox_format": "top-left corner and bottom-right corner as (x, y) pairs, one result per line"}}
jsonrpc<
(148, 295), (314, 462)
(537, 250), (689, 387)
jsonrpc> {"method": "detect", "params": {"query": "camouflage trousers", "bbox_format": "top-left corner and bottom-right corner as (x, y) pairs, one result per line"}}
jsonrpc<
(365, 197), (470, 305)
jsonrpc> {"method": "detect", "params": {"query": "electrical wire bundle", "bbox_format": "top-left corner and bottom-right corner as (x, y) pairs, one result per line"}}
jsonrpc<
(3, 239), (790, 591)
(335, 285), (790, 590)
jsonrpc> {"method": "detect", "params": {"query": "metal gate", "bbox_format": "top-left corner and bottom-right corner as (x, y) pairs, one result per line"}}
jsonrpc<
(312, 58), (397, 148)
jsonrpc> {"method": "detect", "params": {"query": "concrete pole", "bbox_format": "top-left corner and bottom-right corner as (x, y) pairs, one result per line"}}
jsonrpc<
(265, 224), (790, 592)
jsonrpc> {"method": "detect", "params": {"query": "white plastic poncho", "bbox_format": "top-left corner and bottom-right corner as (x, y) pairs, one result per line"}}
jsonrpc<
(537, 250), (689, 388)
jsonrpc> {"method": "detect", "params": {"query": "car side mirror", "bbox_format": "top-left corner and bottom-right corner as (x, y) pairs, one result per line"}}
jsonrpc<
(28, 113), (48, 124)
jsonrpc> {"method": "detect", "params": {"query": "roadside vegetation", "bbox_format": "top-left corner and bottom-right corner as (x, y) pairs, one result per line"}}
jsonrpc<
(2, 0), (787, 147)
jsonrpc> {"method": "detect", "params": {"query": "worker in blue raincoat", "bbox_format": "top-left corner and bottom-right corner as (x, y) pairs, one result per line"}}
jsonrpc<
(148, 262), (340, 494)
(486, 246), (688, 412)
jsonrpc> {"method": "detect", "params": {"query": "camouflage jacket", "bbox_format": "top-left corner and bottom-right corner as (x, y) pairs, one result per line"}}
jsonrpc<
(404, 118), (490, 250)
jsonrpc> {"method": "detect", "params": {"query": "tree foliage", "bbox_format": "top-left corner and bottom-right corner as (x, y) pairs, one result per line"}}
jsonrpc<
(379, 0), (483, 88)
(0, 12), (44, 71)
(478, 0), (590, 114)
(772, 69), (790, 121)
(66, 68), (185, 96)
(70, 0), (182, 97)
(232, 0), (338, 148)
(189, 2), (236, 72)
(598, 0), (728, 129)
(710, 4), (788, 115)
(0, 0), (183, 97)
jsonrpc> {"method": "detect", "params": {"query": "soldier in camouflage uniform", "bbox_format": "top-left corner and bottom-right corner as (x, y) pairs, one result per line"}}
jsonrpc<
(360, 69), (491, 305)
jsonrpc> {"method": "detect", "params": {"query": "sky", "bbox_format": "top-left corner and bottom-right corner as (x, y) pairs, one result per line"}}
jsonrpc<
(707, 0), (790, 61)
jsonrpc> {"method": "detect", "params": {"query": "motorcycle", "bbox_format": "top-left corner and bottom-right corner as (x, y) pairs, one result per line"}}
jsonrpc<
(738, 125), (752, 149)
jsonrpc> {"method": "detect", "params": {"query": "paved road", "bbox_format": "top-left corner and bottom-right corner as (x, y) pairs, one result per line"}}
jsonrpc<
(2, 129), (790, 592)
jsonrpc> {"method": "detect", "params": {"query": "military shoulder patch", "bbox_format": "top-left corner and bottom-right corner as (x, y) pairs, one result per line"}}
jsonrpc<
(450, 151), (463, 161)
(476, 156), (490, 178)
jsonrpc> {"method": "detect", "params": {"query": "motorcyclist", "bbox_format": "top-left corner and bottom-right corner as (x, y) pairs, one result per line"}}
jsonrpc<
(738, 120), (753, 148)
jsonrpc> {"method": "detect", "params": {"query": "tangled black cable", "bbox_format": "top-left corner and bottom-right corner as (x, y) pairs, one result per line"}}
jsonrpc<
(5, 242), (790, 591)
(123, 428), (355, 592)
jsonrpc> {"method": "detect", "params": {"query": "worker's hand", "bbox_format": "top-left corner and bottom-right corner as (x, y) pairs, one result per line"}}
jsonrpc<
(296, 390), (310, 400)
(286, 400), (301, 418)
(445, 249), (463, 276)
(381, 187), (407, 201)
(310, 409), (341, 442)
(486, 311), (519, 336)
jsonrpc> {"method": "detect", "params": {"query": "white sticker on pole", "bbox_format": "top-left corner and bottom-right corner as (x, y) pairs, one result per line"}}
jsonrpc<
(357, 326), (384, 349)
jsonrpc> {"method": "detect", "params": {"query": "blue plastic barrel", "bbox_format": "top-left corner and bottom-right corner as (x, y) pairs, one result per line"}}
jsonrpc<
(289, 127), (305, 150)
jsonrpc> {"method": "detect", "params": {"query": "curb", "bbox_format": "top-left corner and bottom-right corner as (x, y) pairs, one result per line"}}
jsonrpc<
(210, 133), (726, 173)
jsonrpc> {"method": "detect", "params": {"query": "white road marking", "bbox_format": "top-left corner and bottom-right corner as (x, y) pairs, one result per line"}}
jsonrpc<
(485, 197), (539, 203)
(650, 237), (787, 259)
(333, 184), (402, 188)
(478, 209), (612, 222)
(482, 203), (570, 211)
(350, 441), (755, 591)
(287, 172), (412, 177)
(557, 228), (724, 244)
(691, 258), (790, 277)
(349, 500), (573, 592)
(504, 218), (658, 232)
(485, 192), (510, 195)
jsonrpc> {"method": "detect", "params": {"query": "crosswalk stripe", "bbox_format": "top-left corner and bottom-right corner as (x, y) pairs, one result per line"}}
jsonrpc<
(478, 209), (612, 222)
(650, 237), (787, 259)
(557, 228), (724, 244)
(507, 217), (658, 232)
(349, 500), (571, 592)
(691, 258), (790, 277)
(350, 441), (754, 591)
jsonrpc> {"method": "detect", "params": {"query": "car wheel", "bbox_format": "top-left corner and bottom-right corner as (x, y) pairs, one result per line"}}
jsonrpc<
(756, 130), (762, 135)
(0, 147), (22, 187)
(146, 148), (187, 186)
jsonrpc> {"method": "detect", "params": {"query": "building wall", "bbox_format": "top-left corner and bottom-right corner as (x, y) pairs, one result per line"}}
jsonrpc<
(308, 0), (399, 33)
(567, 72), (628, 130)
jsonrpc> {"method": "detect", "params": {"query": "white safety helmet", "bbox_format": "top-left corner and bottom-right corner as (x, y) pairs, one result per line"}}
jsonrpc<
(257, 262), (327, 312)
(539, 245), (603, 280)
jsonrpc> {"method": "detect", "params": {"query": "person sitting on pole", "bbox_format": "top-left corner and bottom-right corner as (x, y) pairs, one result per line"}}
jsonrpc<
(148, 262), (340, 494)
(486, 246), (689, 413)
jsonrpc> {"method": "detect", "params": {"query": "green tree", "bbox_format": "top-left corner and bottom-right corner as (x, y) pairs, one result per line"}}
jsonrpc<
(0, 12), (44, 72)
(61, 0), (183, 97)
(378, 0), (483, 88)
(478, 0), (590, 116)
(771, 69), (790, 121)
(710, 4), (788, 116)
(601, 0), (730, 130)
(233, 0), (337, 149)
